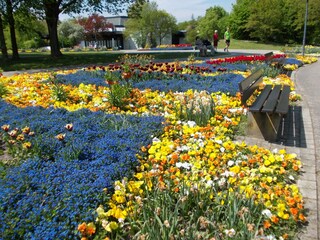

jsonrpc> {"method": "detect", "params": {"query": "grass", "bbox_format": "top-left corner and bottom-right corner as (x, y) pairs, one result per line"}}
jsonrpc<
(229, 39), (285, 50)
(0, 40), (286, 71)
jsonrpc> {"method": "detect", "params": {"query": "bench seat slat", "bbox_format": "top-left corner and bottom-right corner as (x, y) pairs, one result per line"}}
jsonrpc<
(275, 85), (291, 114)
(261, 85), (282, 113)
(249, 85), (272, 112)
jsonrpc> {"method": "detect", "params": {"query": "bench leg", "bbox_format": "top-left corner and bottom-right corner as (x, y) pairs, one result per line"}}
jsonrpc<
(247, 112), (283, 142)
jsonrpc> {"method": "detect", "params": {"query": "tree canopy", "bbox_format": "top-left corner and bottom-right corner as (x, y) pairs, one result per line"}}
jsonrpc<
(25, 0), (134, 57)
(124, 1), (176, 48)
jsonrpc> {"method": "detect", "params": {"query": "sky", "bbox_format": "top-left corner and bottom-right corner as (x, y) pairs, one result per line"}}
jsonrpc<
(154, 0), (236, 22)
(61, 0), (236, 23)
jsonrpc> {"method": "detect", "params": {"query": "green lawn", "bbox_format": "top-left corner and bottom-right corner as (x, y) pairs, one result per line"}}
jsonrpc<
(229, 39), (284, 50)
(0, 40), (286, 71)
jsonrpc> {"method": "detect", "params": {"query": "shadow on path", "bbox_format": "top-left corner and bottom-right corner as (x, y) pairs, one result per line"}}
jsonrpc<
(276, 106), (307, 148)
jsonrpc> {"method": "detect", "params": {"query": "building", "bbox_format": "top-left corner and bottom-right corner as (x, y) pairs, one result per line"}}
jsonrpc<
(80, 16), (185, 50)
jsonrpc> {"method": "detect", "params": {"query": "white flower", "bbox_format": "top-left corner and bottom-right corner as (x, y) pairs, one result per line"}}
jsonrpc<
(289, 175), (295, 180)
(206, 180), (214, 187)
(215, 139), (223, 144)
(228, 108), (243, 113)
(227, 160), (235, 166)
(187, 120), (197, 127)
(152, 137), (161, 143)
(262, 209), (272, 218)
(224, 228), (236, 237)
(176, 162), (192, 170)
(220, 147), (225, 152)
(224, 116), (232, 122)
(218, 177), (226, 187)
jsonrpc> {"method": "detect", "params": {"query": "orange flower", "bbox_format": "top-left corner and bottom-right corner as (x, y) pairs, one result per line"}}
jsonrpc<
(263, 220), (271, 229)
(282, 233), (289, 239)
(286, 197), (296, 207)
(173, 187), (179, 193)
(271, 215), (279, 224)
(299, 213), (306, 222)
(181, 154), (190, 161)
(293, 164), (300, 171)
(78, 222), (87, 233)
(290, 207), (298, 216)
(87, 225), (96, 235)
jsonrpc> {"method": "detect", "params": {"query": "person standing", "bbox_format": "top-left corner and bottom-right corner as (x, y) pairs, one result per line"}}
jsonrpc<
(224, 27), (231, 52)
(213, 30), (219, 52)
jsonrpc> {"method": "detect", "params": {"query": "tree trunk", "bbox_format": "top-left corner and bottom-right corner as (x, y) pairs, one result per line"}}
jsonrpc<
(0, 13), (8, 59)
(44, 1), (62, 58)
(5, 0), (19, 60)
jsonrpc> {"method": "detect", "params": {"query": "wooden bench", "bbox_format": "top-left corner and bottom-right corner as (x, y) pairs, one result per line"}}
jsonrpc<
(264, 51), (286, 72)
(239, 69), (291, 142)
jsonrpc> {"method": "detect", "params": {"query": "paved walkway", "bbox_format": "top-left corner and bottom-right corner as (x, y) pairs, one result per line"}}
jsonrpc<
(294, 59), (320, 240)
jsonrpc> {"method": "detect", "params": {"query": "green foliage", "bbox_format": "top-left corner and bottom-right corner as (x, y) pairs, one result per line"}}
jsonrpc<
(229, 0), (252, 40)
(58, 19), (84, 48)
(51, 84), (69, 102)
(0, 82), (9, 99)
(262, 65), (282, 78)
(49, 74), (69, 102)
(119, 54), (154, 67)
(124, 2), (177, 48)
(108, 83), (132, 110)
(127, 0), (149, 19)
(123, 182), (265, 240)
(196, 6), (228, 40)
(0, 126), (35, 165)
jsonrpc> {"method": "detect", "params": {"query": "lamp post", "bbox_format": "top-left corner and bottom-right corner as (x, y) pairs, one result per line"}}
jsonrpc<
(302, 0), (308, 56)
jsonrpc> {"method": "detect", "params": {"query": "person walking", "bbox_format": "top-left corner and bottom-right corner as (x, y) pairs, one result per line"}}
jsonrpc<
(213, 30), (219, 52)
(224, 27), (231, 52)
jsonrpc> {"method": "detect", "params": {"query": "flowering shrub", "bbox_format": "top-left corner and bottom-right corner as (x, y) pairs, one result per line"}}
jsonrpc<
(157, 44), (192, 48)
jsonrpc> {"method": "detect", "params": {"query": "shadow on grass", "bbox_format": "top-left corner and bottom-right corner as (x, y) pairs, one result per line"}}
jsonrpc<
(0, 51), (231, 72)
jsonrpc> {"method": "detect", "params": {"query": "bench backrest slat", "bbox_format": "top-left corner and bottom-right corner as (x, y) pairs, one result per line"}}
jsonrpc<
(239, 69), (264, 106)
(264, 52), (274, 62)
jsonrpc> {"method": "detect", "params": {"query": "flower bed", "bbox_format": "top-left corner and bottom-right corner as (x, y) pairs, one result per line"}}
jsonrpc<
(0, 55), (316, 239)
(139, 44), (194, 51)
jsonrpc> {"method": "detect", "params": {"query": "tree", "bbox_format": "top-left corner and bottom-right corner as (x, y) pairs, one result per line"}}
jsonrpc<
(229, 0), (253, 40)
(196, 6), (228, 40)
(178, 17), (199, 44)
(127, 0), (149, 19)
(0, 0), (20, 59)
(14, 10), (48, 49)
(124, 2), (176, 48)
(58, 19), (83, 48)
(25, 0), (134, 58)
(77, 13), (112, 47)
(245, 0), (285, 42)
(151, 10), (176, 45)
(0, 12), (8, 59)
